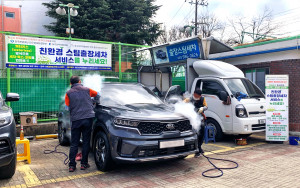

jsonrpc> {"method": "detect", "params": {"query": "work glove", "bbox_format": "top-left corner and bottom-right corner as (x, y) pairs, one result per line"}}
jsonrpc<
(93, 92), (101, 104)
(198, 107), (204, 114)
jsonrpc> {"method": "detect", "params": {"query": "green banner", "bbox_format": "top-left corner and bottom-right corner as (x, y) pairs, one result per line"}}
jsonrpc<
(8, 43), (36, 63)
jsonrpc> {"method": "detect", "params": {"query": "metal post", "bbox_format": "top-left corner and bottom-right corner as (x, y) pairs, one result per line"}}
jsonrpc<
(7, 68), (11, 107)
(69, 69), (72, 78)
(68, 7), (71, 39)
(118, 43), (122, 82)
(195, 0), (198, 36)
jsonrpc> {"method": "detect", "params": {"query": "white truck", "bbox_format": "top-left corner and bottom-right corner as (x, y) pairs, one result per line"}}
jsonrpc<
(137, 36), (266, 140)
(185, 59), (266, 140)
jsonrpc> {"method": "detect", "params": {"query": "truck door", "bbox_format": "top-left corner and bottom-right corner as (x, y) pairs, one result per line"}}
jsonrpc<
(199, 79), (233, 132)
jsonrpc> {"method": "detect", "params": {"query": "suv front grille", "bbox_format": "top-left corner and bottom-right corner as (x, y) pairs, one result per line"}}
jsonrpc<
(138, 120), (192, 134)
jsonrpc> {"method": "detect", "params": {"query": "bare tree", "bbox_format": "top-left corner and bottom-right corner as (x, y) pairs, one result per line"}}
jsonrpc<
(155, 11), (225, 76)
(156, 10), (225, 44)
(197, 11), (225, 38)
(227, 7), (279, 45)
(155, 25), (191, 45)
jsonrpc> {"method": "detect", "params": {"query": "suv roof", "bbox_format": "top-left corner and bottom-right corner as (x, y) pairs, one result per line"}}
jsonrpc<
(103, 82), (142, 86)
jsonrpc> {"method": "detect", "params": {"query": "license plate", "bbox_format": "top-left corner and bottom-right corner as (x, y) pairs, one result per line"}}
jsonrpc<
(259, 119), (266, 124)
(159, 139), (184, 149)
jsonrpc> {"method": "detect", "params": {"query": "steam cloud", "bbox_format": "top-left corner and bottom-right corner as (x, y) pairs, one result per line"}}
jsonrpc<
(173, 93), (203, 132)
(82, 74), (104, 92)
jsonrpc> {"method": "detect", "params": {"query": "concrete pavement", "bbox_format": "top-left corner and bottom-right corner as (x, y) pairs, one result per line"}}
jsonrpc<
(1, 132), (300, 188)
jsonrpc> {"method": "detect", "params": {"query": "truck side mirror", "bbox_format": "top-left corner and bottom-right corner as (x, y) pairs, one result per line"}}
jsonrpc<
(165, 96), (181, 104)
(219, 91), (228, 102)
(5, 93), (20, 102)
(164, 85), (182, 103)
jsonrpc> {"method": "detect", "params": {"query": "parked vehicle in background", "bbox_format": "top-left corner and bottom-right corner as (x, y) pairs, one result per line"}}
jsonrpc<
(0, 91), (20, 179)
(58, 83), (198, 171)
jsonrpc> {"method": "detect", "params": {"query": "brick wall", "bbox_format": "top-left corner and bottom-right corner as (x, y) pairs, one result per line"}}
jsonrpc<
(235, 59), (300, 132)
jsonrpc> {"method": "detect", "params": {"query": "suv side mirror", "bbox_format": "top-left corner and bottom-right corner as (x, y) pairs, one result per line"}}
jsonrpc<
(219, 91), (228, 102)
(6, 93), (20, 102)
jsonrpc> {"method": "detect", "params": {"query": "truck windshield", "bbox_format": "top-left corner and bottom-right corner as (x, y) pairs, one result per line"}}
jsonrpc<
(224, 78), (265, 98)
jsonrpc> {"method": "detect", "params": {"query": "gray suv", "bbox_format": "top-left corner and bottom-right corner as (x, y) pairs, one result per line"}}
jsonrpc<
(58, 83), (198, 171)
(0, 91), (20, 179)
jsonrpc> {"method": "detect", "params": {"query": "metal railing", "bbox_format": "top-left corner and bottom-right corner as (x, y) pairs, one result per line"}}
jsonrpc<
(0, 32), (150, 123)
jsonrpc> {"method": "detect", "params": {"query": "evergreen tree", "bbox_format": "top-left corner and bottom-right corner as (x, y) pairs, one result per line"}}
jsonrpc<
(43, 0), (162, 45)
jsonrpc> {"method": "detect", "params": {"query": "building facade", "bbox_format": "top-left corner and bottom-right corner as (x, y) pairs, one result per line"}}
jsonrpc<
(0, 6), (21, 33)
(210, 36), (300, 133)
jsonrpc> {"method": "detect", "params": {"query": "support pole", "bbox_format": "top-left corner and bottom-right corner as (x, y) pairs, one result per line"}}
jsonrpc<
(195, 0), (198, 36)
(68, 7), (71, 39)
(118, 43), (122, 82)
(7, 68), (11, 107)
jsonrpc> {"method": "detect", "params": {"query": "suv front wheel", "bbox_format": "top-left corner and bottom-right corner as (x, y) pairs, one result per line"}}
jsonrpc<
(94, 131), (113, 171)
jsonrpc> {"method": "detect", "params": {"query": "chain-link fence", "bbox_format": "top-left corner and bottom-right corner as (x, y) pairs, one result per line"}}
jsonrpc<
(0, 32), (151, 123)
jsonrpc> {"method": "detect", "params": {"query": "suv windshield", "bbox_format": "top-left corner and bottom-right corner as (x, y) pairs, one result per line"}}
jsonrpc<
(224, 78), (265, 98)
(100, 84), (163, 106)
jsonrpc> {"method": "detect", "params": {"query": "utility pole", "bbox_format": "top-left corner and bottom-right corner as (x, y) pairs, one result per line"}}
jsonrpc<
(187, 0), (208, 36)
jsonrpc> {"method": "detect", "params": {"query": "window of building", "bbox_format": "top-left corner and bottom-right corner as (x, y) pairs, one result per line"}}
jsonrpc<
(244, 68), (269, 93)
(5, 12), (15, 19)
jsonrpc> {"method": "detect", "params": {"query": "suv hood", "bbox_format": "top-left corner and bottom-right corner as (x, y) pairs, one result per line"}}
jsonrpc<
(107, 103), (186, 121)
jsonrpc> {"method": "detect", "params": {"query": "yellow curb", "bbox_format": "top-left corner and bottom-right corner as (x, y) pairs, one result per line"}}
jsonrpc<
(17, 162), (42, 187)
(186, 142), (266, 158)
(207, 143), (233, 149)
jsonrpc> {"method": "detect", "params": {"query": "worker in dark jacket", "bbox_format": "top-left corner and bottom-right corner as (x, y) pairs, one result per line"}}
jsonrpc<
(65, 76), (100, 172)
(184, 88), (207, 158)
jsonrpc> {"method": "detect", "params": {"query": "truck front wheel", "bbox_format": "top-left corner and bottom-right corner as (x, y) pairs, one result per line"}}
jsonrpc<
(206, 119), (223, 141)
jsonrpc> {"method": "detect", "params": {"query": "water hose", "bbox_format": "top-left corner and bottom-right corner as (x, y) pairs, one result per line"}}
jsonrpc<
(201, 152), (239, 178)
(43, 144), (69, 165)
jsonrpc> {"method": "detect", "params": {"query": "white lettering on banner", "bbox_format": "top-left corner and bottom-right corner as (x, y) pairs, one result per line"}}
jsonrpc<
(168, 44), (198, 57)
(5, 35), (112, 70)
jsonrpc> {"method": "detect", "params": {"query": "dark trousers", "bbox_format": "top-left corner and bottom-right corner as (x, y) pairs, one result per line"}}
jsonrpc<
(197, 123), (205, 152)
(69, 118), (93, 167)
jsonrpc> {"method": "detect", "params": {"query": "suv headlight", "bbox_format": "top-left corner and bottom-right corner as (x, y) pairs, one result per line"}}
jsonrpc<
(235, 104), (248, 118)
(0, 111), (12, 127)
(113, 118), (139, 127)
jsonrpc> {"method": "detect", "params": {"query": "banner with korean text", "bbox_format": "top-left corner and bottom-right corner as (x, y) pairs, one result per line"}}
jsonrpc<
(265, 75), (289, 141)
(152, 39), (201, 65)
(5, 35), (112, 70)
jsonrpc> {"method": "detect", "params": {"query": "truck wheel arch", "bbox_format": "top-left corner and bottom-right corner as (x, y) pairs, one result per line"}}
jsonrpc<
(205, 117), (224, 141)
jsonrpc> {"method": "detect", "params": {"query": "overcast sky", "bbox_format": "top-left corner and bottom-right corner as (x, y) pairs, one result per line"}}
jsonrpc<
(3, 0), (300, 40)
(154, 0), (300, 38)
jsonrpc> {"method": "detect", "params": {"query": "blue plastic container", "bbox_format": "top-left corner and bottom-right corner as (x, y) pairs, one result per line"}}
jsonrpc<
(289, 136), (300, 145)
